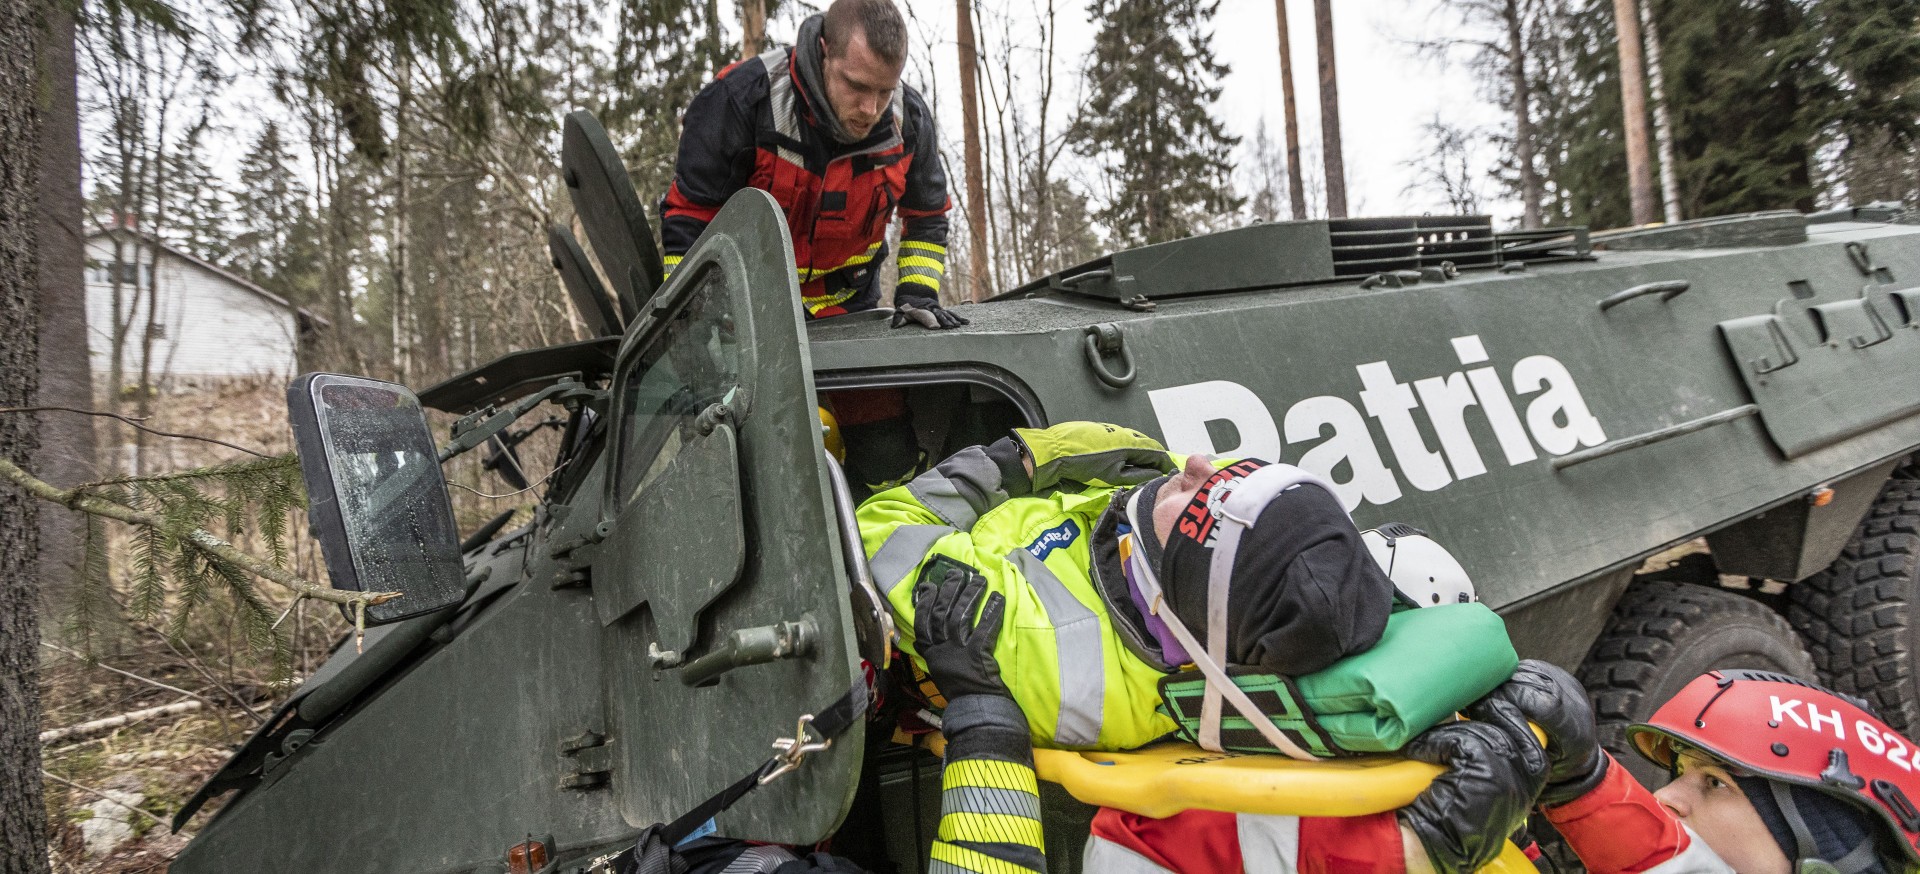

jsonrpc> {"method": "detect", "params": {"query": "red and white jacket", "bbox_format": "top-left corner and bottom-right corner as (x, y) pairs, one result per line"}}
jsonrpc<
(1085, 754), (1736, 874)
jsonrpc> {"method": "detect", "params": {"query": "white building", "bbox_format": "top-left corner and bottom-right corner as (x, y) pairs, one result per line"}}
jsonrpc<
(85, 230), (325, 388)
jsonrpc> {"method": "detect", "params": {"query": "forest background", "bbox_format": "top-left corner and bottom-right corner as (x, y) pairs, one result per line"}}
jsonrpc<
(5, 0), (1920, 869)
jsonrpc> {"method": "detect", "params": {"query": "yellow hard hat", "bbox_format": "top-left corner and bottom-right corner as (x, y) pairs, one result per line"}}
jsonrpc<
(818, 405), (846, 463)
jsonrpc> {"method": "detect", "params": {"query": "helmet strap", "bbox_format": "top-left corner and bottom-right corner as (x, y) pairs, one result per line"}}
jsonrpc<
(1775, 782), (1882, 874)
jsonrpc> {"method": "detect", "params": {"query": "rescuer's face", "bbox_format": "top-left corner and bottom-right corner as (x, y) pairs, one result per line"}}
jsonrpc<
(1152, 454), (1219, 550)
(820, 29), (902, 139)
(1652, 751), (1791, 874)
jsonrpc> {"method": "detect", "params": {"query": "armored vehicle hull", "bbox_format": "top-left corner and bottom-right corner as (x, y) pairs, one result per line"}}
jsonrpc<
(169, 115), (1920, 872)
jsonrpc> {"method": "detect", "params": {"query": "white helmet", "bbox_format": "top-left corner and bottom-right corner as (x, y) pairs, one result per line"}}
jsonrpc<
(1360, 523), (1476, 608)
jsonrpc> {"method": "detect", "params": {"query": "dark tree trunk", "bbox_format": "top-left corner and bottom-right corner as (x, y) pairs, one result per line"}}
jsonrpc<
(1611, 0), (1658, 225)
(1273, 0), (1307, 219)
(954, 0), (992, 301)
(1312, 0), (1347, 218)
(1503, 0), (1544, 229)
(33, 4), (97, 625)
(0, 1), (52, 871)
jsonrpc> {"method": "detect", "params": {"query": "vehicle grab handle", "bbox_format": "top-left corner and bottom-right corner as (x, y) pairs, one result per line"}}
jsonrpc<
(1598, 280), (1691, 312)
(680, 619), (817, 687)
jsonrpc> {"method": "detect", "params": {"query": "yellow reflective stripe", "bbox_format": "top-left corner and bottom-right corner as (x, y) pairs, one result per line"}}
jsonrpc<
(798, 243), (886, 281)
(930, 842), (1044, 874)
(663, 254), (683, 276)
(938, 812), (1044, 847)
(944, 759), (1038, 794)
(901, 240), (948, 256)
(803, 284), (862, 314)
(899, 255), (946, 270)
(898, 275), (941, 292)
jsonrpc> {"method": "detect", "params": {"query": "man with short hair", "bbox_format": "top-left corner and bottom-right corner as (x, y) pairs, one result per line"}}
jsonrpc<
(662, 0), (960, 330)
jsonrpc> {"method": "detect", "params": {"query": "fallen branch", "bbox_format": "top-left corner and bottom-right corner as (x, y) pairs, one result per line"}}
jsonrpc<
(0, 454), (398, 610)
(41, 771), (163, 825)
(38, 699), (204, 744)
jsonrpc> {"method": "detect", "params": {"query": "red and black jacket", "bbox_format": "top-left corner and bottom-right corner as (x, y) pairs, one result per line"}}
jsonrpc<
(662, 44), (951, 318)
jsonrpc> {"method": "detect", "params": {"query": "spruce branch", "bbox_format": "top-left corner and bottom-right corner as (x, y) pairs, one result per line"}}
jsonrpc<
(0, 454), (398, 610)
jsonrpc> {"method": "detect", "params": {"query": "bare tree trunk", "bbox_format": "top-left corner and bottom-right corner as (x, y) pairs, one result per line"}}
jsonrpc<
(1273, 0), (1307, 219)
(954, 0), (992, 301)
(392, 53), (413, 385)
(0, 2), (52, 870)
(1611, 0), (1658, 226)
(1312, 0), (1347, 218)
(1640, 0), (1682, 223)
(1503, 0), (1543, 228)
(741, 0), (766, 60)
(33, 3), (97, 626)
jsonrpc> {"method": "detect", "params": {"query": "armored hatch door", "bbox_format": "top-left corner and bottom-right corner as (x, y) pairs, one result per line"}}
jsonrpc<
(597, 189), (863, 843)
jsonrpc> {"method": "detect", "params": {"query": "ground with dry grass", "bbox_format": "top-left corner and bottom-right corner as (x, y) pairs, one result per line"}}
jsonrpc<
(35, 377), (542, 872)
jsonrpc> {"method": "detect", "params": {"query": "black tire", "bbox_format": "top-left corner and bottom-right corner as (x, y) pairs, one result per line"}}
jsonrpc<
(1788, 475), (1920, 734)
(1578, 579), (1816, 790)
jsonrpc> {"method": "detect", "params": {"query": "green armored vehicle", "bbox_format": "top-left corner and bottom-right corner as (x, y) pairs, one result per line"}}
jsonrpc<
(169, 113), (1920, 872)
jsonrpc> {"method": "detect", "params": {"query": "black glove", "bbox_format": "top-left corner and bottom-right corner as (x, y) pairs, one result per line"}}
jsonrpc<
(890, 293), (970, 330)
(1467, 659), (1607, 807)
(1399, 720), (1549, 874)
(912, 566), (1006, 699)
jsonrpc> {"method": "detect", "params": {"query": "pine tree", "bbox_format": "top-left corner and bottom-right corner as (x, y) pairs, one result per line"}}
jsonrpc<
(231, 122), (325, 310)
(1072, 0), (1242, 247)
(1814, 0), (1920, 202)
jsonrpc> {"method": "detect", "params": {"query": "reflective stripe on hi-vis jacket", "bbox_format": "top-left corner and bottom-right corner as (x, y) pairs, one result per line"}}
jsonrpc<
(855, 446), (1176, 751)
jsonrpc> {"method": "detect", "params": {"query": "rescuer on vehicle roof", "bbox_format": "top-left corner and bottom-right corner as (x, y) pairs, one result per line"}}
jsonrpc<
(661, 0), (956, 328)
(662, 0), (958, 492)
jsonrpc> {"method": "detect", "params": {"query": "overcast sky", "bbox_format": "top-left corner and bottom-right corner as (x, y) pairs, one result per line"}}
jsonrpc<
(853, 0), (1518, 223)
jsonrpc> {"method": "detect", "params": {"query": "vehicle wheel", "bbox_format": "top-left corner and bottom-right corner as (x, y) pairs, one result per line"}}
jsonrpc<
(1788, 474), (1920, 734)
(1578, 579), (1816, 789)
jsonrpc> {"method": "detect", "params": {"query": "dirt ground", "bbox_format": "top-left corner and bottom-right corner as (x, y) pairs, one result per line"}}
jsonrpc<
(35, 378), (540, 872)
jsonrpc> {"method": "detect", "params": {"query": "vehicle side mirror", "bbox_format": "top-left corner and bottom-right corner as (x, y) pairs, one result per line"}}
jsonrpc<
(288, 373), (467, 624)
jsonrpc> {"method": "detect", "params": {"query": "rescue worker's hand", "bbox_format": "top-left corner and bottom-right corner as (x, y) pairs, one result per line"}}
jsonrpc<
(1012, 421), (1175, 490)
(1467, 659), (1608, 807)
(890, 293), (969, 330)
(1399, 719), (1549, 874)
(912, 566), (1007, 700)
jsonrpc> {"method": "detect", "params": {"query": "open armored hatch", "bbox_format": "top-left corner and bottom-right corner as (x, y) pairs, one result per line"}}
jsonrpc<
(585, 185), (882, 843)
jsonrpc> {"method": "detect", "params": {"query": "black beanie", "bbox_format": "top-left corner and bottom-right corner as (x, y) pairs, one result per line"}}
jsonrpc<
(1735, 774), (1888, 873)
(1142, 461), (1393, 676)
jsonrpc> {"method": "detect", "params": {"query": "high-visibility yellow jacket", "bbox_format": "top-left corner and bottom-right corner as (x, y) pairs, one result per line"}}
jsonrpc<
(857, 443), (1179, 751)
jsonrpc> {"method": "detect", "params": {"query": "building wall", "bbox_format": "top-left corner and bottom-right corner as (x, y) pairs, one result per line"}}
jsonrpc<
(85, 237), (299, 387)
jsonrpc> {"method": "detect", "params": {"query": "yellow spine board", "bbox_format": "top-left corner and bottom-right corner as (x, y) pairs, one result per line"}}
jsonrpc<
(1033, 744), (1442, 819)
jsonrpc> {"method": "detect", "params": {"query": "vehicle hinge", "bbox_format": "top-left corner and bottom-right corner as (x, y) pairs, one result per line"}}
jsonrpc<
(559, 730), (612, 791)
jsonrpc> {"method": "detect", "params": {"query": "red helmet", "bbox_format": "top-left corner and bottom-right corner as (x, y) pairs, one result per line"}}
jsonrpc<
(1627, 670), (1920, 866)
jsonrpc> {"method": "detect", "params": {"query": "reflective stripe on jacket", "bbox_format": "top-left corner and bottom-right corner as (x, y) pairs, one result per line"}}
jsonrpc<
(856, 446), (1177, 751)
(661, 38), (950, 317)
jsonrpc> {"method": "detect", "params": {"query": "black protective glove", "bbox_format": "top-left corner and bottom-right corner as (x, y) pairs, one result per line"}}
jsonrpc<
(1467, 659), (1608, 807)
(1399, 719), (1549, 874)
(912, 566), (1007, 699)
(890, 293), (970, 330)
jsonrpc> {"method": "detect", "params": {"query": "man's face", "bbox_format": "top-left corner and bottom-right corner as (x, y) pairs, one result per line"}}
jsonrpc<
(819, 29), (902, 139)
(1652, 750), (1791, 874)
(1152, 454), (1219, 549)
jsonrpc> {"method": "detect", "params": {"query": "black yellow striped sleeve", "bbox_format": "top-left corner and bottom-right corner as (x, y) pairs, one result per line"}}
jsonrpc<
(896, 240), (947, 299)
(932, 695), (1046, 874)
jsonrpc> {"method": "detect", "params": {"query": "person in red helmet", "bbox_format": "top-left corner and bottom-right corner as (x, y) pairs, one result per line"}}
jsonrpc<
(1473, 662), (1920, 874)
